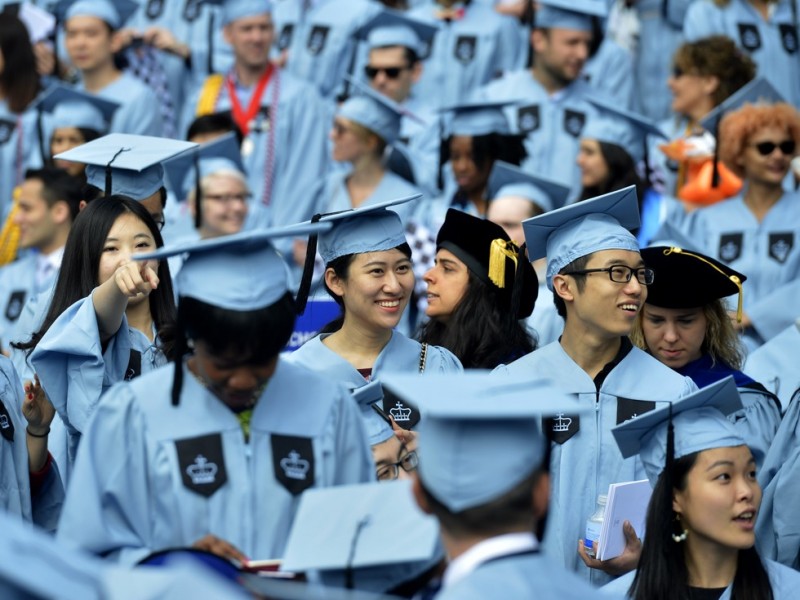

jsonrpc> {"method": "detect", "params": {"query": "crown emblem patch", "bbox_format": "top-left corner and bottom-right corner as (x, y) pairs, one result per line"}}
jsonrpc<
(769, 232), (793, 264)
(544, 413), (580, 445)
(186, 455), (218, 485)
(280, 450), (310, 480)
(176, 434), (228, 497)
(389, 401), (412, 423)
(272, 435), (315, 495)
(0, 400), (14, 442)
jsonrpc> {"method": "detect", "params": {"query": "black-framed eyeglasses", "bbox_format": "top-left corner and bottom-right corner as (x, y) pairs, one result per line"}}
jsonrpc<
(562, 265), (655, 285)
(364, 65), (409, 80)
(376, 450), (419, 481)
(750, 140), (796, 157)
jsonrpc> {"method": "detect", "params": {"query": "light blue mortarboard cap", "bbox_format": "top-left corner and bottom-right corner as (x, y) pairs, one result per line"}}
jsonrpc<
(220, 0), (272, 26)
(34, 83), (119, 132)
(488, 160), (571, 213)
(135, 222), (331, 310)
(612, 377), (746, 487)
(338, 77), (414, 145)
(381, 373), (584, 512)
(54, 133), (197, 200)
(317, 194), (421, 264)
(582, 98), (668, 163)
(357, 8), (438, 55)
(522, 185), (640, 291)
(536, 0), (607, 32)
(351, 381), (395, 446)
(698, 77), (785, 133)
(163, 132), (245, 199)
(280, 480), (439, 573)
(443, 99), (512, 137)
(646, 220), (700, 251)
(59, 0), (138, 28)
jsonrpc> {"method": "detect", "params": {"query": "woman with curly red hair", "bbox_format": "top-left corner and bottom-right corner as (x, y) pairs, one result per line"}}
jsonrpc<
(686, 99), (800, 351)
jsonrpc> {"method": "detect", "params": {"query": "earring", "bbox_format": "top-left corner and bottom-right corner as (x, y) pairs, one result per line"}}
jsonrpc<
(672, 513), (688, 543)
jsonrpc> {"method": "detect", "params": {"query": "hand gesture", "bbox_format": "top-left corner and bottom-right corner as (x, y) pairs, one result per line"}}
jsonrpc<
(192, 534), (249, 564)
(143, 27), (190, 59)
(113, 260), (159, 299)
(577, 520), (642, 576)
(390, 415), (418, 452)
(22, 375), (55, 435)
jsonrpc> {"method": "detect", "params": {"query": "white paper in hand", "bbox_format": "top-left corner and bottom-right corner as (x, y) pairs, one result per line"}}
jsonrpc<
(19, 3), (56, 43)
(596, 479), (652, 561)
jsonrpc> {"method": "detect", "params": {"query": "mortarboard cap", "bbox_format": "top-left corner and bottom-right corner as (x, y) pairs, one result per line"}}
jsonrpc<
(612, 377), (746, 486)
(58, 0), (138, 28)
(351, 381), (395, 446)
(488, 160), (570, 213)
(280, 480), (439, 573)
(357, 8), (438, 56)
(646, 220), (699, 251)
(582, 98), (668, 163)
(641, 246), (746, 322)
(163, 132), (245, 199)
(33, 83), (119, 132)
(536, 0), (607, 32)
(442, 99), (512, 137)
(338, 77), (415, 145)
(316, 194), (420, 264)
(522, 185), (640, 291)
(381, 373), (584, 512)
(135, 222), (331, 311)
(54, 133), (197, 200)
(698, 77), (784, 133)
(220, 0), (272, 26)
(436, 208), (538, 318)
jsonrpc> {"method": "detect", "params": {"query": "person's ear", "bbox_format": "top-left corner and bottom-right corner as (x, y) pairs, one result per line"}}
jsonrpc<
(411, 474), (433, 515)
(552, 273), (575, 303)
(531, 471), (550, 520)
(324, 267), (345, 299)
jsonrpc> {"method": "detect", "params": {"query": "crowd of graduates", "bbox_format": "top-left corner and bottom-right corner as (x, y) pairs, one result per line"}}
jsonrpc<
(0, 0), (800, 598)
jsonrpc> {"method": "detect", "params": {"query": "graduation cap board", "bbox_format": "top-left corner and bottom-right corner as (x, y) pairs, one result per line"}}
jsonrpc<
(34, 83), (119, 132)
(163, 132), (244, 199)
(54, 133), (197, 199)
(351, 381), (395, 446)
(612, 376), (745, 486)
(338, 77), (420, 145)
(441, 99), (512, 137)
(209, 0), (272, 26)
(535, 0), (608, 32)
(521, 185), (640, 291)
(381, 373), (585, 512)
(582, 98), (668, 164)
(356, 8), (438, 56)
(56, 0), (138, 29)
(488, 160), (570, 213)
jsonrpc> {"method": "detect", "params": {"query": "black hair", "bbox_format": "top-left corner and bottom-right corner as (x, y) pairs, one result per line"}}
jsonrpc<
(24, 167), (83, 221)
(440, 133), (528, 189)
(579, 141), (646, 203)
(14, 196), (177, 358)
(552, 254), (591, 319)
(83, 184), (168, 208)
(0, 13), (40, 113)
(186, 113), (245, 146)
(630, 452), (773, 600)
(320, 243), (413, 334)
(418, 270), (536, 368)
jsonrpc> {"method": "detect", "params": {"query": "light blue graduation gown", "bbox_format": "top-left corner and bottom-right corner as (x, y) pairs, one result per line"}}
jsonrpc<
(29, 293), (168, 483)
(0, 253), (54, 353)
(0, 355), (63, 532)
(272, 0), (380, 99)
(407, 3), (523, 110)
(79, 72), (165, 136)
(318, 170), (422, 225)
(583, 38), (635, 110)
(683, 191), (800, 349)
(184, 69), (329, 257)
(438, 550), (617, 600)
(56, 358), (374, 564)
(395, 95), (441, 199)
(744, 319), (800, 409)
(493, 342), (697, 585)
(477, 71), (609, 203)
(0, 101), (47, 217)
(683, 0), (800, 108)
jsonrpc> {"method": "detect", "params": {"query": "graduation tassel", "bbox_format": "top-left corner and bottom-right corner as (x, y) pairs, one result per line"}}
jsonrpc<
(171, 313), (188, 407)
(35, 108), (50, 167)
(295, 214), (323, 315)
(488, 238), (518, 289)
(193, 153), (203, 230)
(510, 242), (531, 321)
(710, 118), (721, 188)
(104, 147), (128, 197)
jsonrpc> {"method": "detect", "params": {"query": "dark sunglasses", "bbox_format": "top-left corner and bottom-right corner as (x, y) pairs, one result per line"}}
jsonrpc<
(752, 140), (796, 156)
(364, 65), (408, 80)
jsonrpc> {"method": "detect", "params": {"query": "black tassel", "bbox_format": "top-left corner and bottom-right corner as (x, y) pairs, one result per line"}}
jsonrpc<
(171, 316), (187, 407)
(104, 147), (127, 197)
(711, 118), (721, 188)
(295, 214), (323, 315)
(193, 153), (202, 230)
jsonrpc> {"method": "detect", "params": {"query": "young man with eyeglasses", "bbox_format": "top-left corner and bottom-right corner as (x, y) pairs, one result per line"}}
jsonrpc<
(493, 187), (697, 586)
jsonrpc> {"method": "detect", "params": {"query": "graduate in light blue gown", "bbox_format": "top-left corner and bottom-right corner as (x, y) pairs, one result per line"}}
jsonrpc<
(380, 372), (614, 600)
(184, 0), (330, 262)
(288, 197), (462, 396)
(407, 0), (522, 110)
(684, 97), (800, 351)
(582, 36), (635, 111)
(58, 0), (166, 136)
(475, 0), (613, 203)
(604, 377), (800, 599)
(272, 0), (381, 100)
(745, 317), (800, 409)
(56, 222), (373, 564)
(630, 245), (781, 468)
(683, 0), (800, 108)
(493, 187), (697, 585)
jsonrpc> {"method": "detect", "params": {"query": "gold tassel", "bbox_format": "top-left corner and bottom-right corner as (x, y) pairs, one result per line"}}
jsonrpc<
(488, 239), (519, 289)
(0, 188), (21, 267)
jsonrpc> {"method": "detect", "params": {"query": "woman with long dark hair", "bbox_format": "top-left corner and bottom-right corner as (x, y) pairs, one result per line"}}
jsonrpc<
(419, 209), (537, 368)
(17, 196), (176, 479)
(608, 377), (800, 599)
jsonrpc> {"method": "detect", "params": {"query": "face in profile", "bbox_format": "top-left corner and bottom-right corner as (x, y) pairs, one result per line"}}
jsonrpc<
(423, 249), (469, 323)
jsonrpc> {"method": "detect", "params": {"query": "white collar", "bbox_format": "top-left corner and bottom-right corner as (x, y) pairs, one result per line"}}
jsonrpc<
(442, 532), (539, 589)
(36, 246), (65, 270)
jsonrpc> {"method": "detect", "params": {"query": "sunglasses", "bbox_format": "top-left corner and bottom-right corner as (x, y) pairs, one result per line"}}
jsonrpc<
(751, 140), (796, 156)
(364, 65), (408, 80)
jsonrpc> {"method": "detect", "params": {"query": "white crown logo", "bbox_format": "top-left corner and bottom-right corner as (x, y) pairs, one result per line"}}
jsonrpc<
(280, 450), (310, 480)
(552, 413), (572, 433)
(389, 401), (412, 422)
(186, 455), (218, 485)
(0, 414), (9, 429)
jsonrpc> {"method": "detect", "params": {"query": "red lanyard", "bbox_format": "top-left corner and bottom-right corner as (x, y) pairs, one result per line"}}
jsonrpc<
(225, 65), (274, 136)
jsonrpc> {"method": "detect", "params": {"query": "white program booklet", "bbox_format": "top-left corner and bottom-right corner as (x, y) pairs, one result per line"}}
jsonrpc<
(596, 479), (652, 561)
